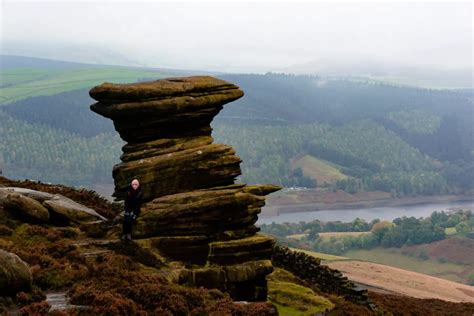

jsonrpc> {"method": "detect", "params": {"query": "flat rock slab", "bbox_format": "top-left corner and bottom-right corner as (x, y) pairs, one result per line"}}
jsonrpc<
(208, 235), (275, 265)
(43, 195), (106, 222)
(113, 143), (242, 201)
(90, 76), (244, 143)
(4, 193), (50, 222)
(0, 187), (55, 206)
(134, 184), (269, 238)
(90, 76), (243, 103)
(1, 187), (106, 224)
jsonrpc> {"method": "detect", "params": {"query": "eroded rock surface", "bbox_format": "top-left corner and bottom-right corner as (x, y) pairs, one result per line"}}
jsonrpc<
(0, 187), (106, 224)
(0, 249), (32, 296)
(90, 76), (281, 301)
(90, 76), (245, 201)
(4, 193), (50, 222)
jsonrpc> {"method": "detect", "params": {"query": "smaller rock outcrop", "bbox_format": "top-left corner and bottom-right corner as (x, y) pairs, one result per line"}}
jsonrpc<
(0, 187), (106, 224)
(4, 193), (50, 222)
(0, 249), (32, 296)
(43, 195), (106, 223)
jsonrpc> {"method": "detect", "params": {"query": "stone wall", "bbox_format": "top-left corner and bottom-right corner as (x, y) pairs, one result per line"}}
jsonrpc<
(272, 245), (376, 309)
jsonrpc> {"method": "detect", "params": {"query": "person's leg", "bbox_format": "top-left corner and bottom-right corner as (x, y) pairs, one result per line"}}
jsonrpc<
(122, 216), (131, 240)
(127, 221), (133, 240)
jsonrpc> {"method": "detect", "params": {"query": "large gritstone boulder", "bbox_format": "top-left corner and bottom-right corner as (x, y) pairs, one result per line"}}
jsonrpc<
(3, 193), (50, 222)
(90, 76), (244, 201)
(0, 187), (106, 224)
(0, 249), (32, 296)
(90, 76), (281, 301)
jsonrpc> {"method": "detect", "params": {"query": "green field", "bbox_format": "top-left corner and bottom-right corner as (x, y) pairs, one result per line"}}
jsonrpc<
(267, 268), (334, 315)
(0, 67), (172, 104)
(344, 248), (467, 283)
(287, 233), (308, 240)
(445, 227), (457, 235)
(1, 68), (55, 86)
(290, 154), (348, 185)
(318, 232), (372, 241)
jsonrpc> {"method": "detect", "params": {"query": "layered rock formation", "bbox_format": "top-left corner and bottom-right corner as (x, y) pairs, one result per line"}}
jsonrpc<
(90, 76), (245, 201)
(90, 76), (280, 301)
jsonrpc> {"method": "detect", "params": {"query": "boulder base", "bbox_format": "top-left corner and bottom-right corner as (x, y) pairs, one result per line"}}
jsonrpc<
(0, 249), (32, 296)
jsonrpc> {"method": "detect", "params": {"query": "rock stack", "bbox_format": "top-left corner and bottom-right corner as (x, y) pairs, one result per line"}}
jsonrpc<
(89, 76), (280, 301)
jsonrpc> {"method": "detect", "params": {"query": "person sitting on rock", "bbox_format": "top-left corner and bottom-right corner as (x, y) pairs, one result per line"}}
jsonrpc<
(121, 178), (142, 241)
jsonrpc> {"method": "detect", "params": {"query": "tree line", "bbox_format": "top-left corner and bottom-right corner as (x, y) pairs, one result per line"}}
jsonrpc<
(260, 210), (474, 256)
(2, 73), (472, 193)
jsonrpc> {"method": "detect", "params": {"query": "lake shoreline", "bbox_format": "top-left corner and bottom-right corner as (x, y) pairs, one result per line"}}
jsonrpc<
(262, 194), (474, 217)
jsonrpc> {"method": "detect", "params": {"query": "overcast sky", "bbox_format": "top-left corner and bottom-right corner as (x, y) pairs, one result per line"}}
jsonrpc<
(1, 1), (472, 72)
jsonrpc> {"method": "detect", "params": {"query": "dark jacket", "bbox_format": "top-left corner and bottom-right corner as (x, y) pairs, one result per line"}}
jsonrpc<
(124, 185), (142, 217)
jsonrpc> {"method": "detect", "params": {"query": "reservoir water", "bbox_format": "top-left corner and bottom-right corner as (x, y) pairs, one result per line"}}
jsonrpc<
(258, 201), (473, 224)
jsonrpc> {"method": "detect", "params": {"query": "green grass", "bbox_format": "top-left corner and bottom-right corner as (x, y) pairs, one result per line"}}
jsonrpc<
(318, 232), (372, 241)
(1, 68), (56, 86)
(0, 67), (172, 104)
(290, 154), (348, 185)
(287, 233), (308, 240)
(267, 268), (334, 315)
(344, 248), (467, 283)
(445, 227), (457, 235)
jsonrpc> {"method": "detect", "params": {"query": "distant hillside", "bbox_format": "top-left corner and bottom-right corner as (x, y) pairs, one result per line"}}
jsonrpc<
(277, 58), (473, 89)
(0, 55), (194, 104)
(214, 74), (473, 193)
(1, 55), (91, 70)
(1, 56), (473, 196)
(290, 155), (348, 186)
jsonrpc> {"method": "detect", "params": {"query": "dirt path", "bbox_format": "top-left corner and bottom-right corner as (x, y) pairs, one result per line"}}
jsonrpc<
(46, 292), (90, 312)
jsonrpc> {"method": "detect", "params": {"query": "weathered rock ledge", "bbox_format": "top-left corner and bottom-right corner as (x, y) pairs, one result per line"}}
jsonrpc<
(0, 187), (106, 224)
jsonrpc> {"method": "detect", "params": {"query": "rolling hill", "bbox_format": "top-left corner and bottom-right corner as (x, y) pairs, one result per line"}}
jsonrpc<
(289, 154), (348, 185)
(298, 248), (474, 303)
